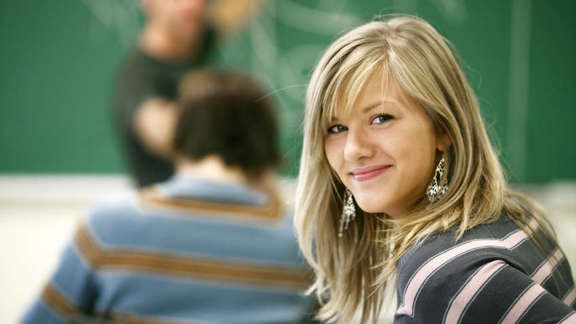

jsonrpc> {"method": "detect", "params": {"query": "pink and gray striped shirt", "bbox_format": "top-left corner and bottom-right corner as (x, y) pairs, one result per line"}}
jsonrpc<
(395, 214), (575, 324)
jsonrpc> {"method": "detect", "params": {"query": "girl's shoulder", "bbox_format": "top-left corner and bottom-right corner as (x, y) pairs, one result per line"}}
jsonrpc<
(397, 213), (519, 274)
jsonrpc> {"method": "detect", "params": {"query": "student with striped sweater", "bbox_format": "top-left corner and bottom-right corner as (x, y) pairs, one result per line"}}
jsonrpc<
(23, 70), (316, 324)
(294, 15), (575, 324)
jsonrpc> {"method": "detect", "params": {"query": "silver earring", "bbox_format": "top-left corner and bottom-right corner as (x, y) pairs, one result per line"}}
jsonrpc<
(339, 189), (357, 237)
(426, 156), (449, 204)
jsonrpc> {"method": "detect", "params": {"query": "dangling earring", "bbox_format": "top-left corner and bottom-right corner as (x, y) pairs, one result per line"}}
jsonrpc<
(426, 155), (449, 204)
(339, 189), (357, 237)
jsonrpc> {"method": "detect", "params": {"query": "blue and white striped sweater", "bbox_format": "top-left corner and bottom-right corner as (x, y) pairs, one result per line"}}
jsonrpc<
(23, 177), (315, 324)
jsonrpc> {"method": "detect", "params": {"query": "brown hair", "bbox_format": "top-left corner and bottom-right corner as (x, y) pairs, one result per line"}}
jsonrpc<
(173, 69), (280, 180)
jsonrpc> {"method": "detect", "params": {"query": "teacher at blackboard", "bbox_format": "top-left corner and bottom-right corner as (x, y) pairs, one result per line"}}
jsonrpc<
(112, 0), (263, 187)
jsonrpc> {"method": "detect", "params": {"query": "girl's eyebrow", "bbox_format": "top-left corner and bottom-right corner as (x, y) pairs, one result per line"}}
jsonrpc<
(361, 102), (382, 114)
(329, 99), (399, 122)
(361, 100), (398, 114)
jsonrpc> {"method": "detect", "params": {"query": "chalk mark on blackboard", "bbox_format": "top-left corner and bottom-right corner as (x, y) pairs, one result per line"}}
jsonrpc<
(80, 0), (140, 45)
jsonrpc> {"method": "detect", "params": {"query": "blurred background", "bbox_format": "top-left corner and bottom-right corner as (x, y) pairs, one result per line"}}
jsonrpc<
(0, 0), (574, 323)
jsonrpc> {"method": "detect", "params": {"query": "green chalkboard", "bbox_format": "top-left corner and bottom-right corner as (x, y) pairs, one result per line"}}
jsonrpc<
(1, 0), (574, 182)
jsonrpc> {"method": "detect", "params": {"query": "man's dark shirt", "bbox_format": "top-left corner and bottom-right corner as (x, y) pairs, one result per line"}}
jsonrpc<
(112, 29), (215, 187)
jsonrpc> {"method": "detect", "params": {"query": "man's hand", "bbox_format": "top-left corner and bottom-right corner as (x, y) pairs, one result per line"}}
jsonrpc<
(134, 98), (178, 158)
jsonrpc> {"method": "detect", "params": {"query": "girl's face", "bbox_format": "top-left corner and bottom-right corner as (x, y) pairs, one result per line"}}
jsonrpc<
(324, 74), (450, 218)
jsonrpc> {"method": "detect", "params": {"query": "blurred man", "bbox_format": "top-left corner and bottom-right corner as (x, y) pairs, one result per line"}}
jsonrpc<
(23, 69), (317, 324)
(113, 0), (263, 187)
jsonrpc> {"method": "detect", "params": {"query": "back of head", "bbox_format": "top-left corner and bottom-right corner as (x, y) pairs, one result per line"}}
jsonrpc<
(173, 69), (279, 180)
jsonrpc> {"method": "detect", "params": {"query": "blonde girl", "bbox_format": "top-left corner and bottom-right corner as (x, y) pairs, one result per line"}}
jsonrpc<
(295, 15), (575, 324)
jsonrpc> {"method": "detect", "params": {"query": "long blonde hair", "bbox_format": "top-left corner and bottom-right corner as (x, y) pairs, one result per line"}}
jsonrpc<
(295, 15), (557, 323)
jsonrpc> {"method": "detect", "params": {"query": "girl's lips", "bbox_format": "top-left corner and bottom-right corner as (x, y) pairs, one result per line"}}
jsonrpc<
(351, 165), (392, 182)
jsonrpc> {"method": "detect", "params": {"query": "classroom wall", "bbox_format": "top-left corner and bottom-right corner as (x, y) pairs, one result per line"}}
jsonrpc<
(0, 0), (574, 182)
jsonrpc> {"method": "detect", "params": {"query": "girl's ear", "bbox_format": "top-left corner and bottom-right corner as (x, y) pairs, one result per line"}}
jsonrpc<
(436, 131), (452, 152)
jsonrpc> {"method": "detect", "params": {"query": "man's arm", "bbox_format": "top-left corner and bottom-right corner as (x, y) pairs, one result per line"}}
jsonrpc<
(133, 98), (178, 158)
(21, 222), (98, 324)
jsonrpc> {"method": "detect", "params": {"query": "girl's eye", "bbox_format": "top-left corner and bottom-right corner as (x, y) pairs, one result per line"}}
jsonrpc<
(327, 124), (348, 134)
(371, 113), (394, 125)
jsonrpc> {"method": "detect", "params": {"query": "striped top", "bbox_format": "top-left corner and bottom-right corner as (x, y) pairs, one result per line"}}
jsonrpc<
(394, 214), (576, 324)
(22, 176), (315, 324)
